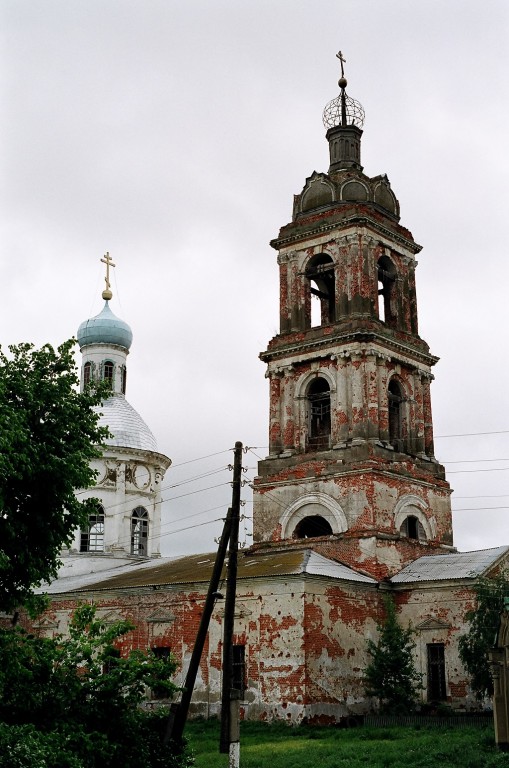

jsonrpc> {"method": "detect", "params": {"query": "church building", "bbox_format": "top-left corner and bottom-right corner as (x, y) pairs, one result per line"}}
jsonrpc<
(33, 56), (509, 723)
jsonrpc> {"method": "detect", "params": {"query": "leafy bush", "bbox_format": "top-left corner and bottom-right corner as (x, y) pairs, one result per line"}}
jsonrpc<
(0, 604), (192, 768)
(458, 572), (509, 699)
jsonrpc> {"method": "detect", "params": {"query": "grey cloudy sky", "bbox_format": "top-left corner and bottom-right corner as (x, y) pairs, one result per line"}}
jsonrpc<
(2, 0), (508, 557)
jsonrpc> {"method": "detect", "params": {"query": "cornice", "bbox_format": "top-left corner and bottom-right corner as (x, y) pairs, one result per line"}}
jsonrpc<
(271, 212), (421, 255)
(254, 464), (449, 492)
(260, 328), (438, 368)
(100, 444), (172, 470)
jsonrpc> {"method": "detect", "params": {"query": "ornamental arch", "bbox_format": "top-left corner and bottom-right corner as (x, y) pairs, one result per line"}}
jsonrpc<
(280, 493), (348, 540)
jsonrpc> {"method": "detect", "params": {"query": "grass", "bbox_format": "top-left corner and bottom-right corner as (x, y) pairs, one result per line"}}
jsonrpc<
(185, 718), (509, 768)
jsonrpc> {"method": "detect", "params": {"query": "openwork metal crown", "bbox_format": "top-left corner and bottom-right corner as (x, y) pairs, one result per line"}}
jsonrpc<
(322, 92), (365, 130)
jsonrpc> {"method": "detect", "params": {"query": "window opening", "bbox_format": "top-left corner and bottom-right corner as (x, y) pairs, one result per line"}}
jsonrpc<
(232, 645), (246, 698)
(151, 646), (172, 698)
(103, 647), (120, 674)
(407, 515), (418, 540)
(121, 366), (127, 395)
(152, 646), (172, 660)
(83, 361), (92, 387)
(427, 643), (446, 701)
(306, 255), (335, 328)
(400, 515), (426, 541)
(388, 379), (403, 449)
(308, 378), (331, 451)
(131, 507), (148, 556)
(294, 515), (333, 539)
(103, 360), (114, 388)
(80, 505), (105, 552)
(377, 256), (396, 326)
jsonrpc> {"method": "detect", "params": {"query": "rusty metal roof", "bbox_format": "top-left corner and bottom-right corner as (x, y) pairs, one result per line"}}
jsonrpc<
(390, 546), (509, 585)
(44, 548), (377, 595)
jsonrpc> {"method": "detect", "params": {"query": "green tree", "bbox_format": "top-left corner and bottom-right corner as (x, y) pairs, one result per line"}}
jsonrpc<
(0, 340), (109, 613)
(0, 604), (189, 768)
(365, 594), (422, 714)
(458, 572), (509, 700)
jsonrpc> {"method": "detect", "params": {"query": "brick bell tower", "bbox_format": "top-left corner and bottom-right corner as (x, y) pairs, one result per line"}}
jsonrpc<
(252, 54), (454, 579)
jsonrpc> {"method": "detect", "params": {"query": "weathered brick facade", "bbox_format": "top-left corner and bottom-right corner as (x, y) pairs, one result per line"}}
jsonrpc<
(21, 61), (508, 724)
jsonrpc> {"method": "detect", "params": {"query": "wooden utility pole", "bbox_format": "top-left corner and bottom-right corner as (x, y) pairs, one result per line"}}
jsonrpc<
(219, 441), (243, 761)
(164, 504), (235, 747)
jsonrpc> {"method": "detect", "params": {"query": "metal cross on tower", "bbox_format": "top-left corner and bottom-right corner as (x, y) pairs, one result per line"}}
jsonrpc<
(101, 251), (116, 300)
(336, 50), (346, 78)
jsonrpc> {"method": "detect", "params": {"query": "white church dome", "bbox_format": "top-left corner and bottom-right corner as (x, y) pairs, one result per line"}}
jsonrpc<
(96, 395), (157, 452)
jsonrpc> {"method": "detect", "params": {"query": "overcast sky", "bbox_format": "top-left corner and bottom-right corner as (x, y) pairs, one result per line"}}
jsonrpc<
(2, 0), (509, 558)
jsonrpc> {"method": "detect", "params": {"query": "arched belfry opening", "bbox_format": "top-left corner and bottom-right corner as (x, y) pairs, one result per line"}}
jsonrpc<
(388, 378), (404, 450)
(306, 254), (335, 328)
(294, 515), (333, 539)
(377, 255), (397, 326)
(307, 377), (331, 451)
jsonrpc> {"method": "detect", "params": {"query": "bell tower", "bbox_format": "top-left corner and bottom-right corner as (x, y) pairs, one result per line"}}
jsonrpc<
(252, 54), (453, 578)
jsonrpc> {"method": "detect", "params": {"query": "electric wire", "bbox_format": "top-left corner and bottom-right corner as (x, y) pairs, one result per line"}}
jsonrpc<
(74, 441), (509, 553)
(436, 429), (509, 439)
(170, 449), (232, 468)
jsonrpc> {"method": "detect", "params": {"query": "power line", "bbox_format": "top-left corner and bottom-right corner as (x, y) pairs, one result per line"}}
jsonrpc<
(166, 466), (230, 489)
(436, 429), (509, 439)
(454, 506), (509, 512)
(454, 494), (509, 500)
(447, 467), (509, 475)
(444, 458), (509, 464)
(164, 481), (232, 503)
(170, 449), (233, 468)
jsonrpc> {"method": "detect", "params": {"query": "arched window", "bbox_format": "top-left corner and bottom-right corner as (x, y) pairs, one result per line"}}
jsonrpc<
(103, 361), (114, 388)
(83, 361), (92, 387)
(121, 366), (127, 395)
(80, 505), (105, 552)
(306, 254), (335, 328)
(388, 379), (403, 449)
(294, 515), (333, 539)
(131, 507), (148, 556)
(400, 514), (426, 541)
(308, 377), (331, 451)
(377, 255), (397, 326)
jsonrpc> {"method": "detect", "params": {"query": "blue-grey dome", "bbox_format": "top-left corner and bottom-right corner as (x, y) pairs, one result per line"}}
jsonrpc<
(77, 302), (133, 350)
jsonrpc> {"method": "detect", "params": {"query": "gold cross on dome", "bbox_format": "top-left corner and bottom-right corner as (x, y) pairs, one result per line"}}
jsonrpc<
(336, 50), (346, 78)
(100, 251), (116, 300)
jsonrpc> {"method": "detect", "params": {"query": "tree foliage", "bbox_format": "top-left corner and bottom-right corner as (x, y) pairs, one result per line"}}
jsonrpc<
(364, 595), (422, 714)
(0, 340), (109, 612)
(458, 571), (509, 700)
(0, 604), (189, 768)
